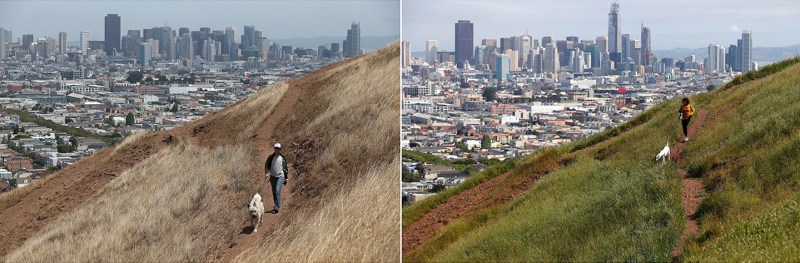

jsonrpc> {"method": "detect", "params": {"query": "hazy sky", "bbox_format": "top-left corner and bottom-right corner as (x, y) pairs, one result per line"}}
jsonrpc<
(403, 0), (800, 51)
(0, 0), (399, 42)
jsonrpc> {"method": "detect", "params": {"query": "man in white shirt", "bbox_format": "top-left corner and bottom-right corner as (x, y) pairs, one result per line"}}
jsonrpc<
(265, 143), (288, 213)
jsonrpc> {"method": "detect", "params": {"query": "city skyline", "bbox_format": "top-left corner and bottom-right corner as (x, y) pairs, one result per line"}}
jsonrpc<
(403, 0), (800, 51)
(0, 0), (399, 42)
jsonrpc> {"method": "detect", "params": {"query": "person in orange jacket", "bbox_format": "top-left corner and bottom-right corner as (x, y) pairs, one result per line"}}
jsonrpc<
(679, 97), (695, 142)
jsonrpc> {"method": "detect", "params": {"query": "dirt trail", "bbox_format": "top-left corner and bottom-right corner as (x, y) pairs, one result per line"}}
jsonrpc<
(670, 109), (709, 262)
(215, 83), (301, 262)
(0, 135), (166, 257)
(402, 167), (546, 255)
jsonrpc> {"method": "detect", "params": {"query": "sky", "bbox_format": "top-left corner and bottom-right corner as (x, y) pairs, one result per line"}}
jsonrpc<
(0, 0), (399, 42)
(403, 0), (800, 51)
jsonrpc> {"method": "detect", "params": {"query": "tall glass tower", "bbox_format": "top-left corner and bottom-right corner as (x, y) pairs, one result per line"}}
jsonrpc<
(740, 30), (752, 72)
(607, 2), (621, 63)
(454, 20), (474, 69)
(104, 14), (121, 55)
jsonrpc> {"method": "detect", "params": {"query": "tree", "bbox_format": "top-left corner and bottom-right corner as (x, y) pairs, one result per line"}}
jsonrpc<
(429, 183), (446, 193)
(145, 76), (154, 83)
(402, 166), (421, 182)
(415, 162), (427, 179)
(126, 112), (135, 126)
(481, 134), (492, 149)
(171, 103), (179, 113)
(69, 136), (78, 147)
(482, 87), (497, 102)
(57, 143), (75, 153)
(455, 141), (469, 152)
(126, 71), (144, 84)
(12, 125), (19, 134)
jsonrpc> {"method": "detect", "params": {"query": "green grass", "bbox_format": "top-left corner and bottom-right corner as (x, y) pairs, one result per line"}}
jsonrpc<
(404, 58), (800, 262)
(401, 154), (520, 228)
(722, 56), (800, 90)
(686, 193), (800, 261)
(1, 109), (115, 144)
(406, 91), (689, 261)
(679, 61), (800, 260)
(401, 149), (469, 172)
(431, 157), (682, 262)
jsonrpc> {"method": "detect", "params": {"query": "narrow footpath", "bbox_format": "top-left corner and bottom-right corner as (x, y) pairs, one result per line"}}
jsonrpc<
(216, 83), (301, 262)
(670, 109), (709, 262)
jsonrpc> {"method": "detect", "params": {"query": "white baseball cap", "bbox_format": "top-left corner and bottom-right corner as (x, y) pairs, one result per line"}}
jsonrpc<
(273, 143), (282, 149)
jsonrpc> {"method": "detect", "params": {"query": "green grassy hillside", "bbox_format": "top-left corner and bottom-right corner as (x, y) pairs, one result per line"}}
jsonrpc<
(403, 57), (800, 262)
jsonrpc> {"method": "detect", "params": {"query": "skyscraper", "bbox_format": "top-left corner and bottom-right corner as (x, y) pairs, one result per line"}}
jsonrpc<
(541, 36), (554, 47)
(426, 40), (438, 65)
(520, 33), (533, 68)
(596, 36), (608, 54)
(139, 42), (151, 66)
(543, 43), (559, 74)
(343, 22), (361, 58)
(641, 25), (651, 70)
(707, 44), (725, 73)
(225, 27), (237, 47)
(740, 30), (752, 72)
(121, 35), (141, 58)
(496, 54), (510, 83)
(80, 31), (90, 52)
(178, 33), (193, 65)
(620, 34), (630, 59)
(454, 20), (474, 68)
(401, 41), (411, 67)
(104, 14), (121, 55)
(726, 44), (738, 71)
(242, 25), (256, 49)
(58, 32), (67, 54)
(0, 27), (5, 60)
(608, 3), (621, 63)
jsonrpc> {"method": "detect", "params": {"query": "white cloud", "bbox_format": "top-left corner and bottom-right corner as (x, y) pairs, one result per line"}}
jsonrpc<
(730, 25), (743, 32)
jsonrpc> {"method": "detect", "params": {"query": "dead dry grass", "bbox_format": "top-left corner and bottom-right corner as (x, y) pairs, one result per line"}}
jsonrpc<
(190, 82), (289, 146)
(239, 42), (401, 262)
(111, 130), (152, 155)
(0, 149), (108, 210)
(4, 42), (401, 263)
(5, 142), (255, 262)
(237, 158), (401, 262)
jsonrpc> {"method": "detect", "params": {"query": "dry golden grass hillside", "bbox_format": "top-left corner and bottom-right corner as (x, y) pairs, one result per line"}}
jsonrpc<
(7, 142), (250, 262)
(239, 41), (401, 262)
(2, 41), (400, 262)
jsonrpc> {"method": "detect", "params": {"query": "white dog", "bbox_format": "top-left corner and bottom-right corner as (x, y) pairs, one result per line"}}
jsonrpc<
(247, 193), (265, 232)
(655, 145), (670, 163)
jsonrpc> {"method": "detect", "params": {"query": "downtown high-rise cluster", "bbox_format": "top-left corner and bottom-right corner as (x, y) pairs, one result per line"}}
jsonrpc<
(0, 15), (363, 67)
(402, 2), (754, 82)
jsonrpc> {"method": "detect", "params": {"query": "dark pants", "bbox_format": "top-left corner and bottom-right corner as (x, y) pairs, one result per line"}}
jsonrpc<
(681, 117), (692, 137)
(269, 176), (285, 210)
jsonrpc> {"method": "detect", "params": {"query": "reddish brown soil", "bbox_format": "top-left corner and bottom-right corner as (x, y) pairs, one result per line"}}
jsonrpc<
(0, 133), (167, 257)
(670, 109), (709, 262)
(0, 44), (397, 262)
(402, 166), (548, 255)
(215, 81), (300, 263)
